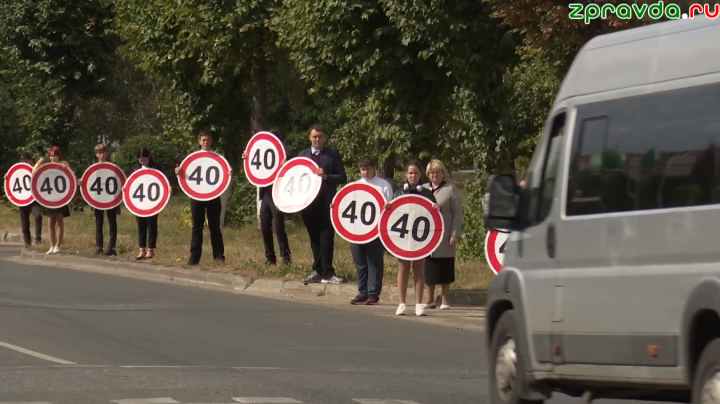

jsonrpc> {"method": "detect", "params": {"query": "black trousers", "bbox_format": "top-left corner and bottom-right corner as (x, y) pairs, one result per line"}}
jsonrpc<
(300, 196), (335, 276)
(19, 203), (42, 246)
(190, 198), (224, 261)
(95, 208), (118, 249)
(136, 215), (158, 249)
(260, 191), (290, 262)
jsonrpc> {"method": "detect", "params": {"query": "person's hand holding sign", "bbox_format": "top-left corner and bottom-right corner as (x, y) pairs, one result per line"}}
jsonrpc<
(316, 167), (327, 180)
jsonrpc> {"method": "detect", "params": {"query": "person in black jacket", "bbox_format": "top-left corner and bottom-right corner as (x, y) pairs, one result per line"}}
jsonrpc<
(298, 124), (348, 284)
(242, 128), (292, 266)
(91, 144), (120, 256)
(386, 160), (439, 317)
(133, 147), (167, 260)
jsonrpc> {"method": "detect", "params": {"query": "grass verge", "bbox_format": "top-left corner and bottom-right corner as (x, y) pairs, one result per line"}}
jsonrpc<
(0, 196), (495, 290)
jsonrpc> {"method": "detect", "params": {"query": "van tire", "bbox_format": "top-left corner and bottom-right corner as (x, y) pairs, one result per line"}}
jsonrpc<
(692, 338), (720, 404)
(489, 310), (544, 404)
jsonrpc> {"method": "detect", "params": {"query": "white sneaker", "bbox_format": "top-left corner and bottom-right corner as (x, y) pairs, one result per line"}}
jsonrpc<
(46, 246), (55, 255)
(52, 246), (60, 254)
(440, 304), (450, 310)
(395, 304), (407, 316)
(415, 304), (426, 316)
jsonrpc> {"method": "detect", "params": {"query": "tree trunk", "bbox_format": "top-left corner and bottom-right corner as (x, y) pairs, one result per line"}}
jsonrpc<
(251, 56), (268, 134)
(377, 138), (396, 182)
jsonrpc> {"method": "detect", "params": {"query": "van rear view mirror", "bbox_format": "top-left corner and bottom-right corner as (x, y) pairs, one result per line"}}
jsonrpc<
(486, 174), (518, 219)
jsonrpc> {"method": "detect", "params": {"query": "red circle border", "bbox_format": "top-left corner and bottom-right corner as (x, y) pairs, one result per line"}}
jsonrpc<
(31, 163), (77, 209)
(272, 157), (320, 213)
(178, 151), (231, 201)
(331, 182), (387, 243)
(485, 230), (503, 275)
(4, 163), (35, 207)
(244, 132), (287, 187)
(80, 162), (127, 210)
(379, 194), (444, 260)
(123, 168), (171, 217)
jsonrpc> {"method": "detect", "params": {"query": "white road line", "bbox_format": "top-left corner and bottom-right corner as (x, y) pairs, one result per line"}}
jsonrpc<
(111, 399), (181, 404)
(232, 399), (302, 403)
(0, 402), (53, 404)
(353, 400), (421, 404)
(0, 340), (76, 365)
(230, 367), (286, 370)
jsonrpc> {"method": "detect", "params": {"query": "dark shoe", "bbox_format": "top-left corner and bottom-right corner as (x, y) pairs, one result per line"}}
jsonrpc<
(187, 258), (199, 266)
(215, 256), (226, 263)
(282, 256), (291, 266)
(303, 271), (323, 284)
(351, 295), (368, 305)
(95, 248), (104, 255)
(366, 296), (379, 305)
(34, 239), (42, 246)
(103, 249), (117, 257)
(265, 259), (277, 266)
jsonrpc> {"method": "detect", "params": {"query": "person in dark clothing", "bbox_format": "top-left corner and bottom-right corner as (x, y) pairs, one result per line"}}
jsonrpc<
(91, 143), (120, 256)
(133, 147), (166, 260)
(17, 152), (42, 248)
(297, 124), (348, 284)
(386, 160), (439, 317)
(177, 129), (229, 265)
(242, 128), (292, 266)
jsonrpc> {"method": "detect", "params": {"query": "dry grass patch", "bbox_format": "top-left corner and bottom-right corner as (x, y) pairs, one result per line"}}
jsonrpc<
(0, 197), (495, 290)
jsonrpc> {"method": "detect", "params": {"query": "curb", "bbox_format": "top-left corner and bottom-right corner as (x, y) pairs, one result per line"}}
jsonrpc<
(15, 249), (487, 307)
(2, 232), (22, 243)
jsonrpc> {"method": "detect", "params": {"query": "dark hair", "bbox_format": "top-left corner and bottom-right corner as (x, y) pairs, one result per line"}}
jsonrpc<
(198, 129), (214, 140)
(269, 127), (283, 141)
(309, 124), (325, 134)
(20, 152), (32, 161)
(137, 147), (152, 159)
(404, 159), (423, 173)
(358, 156), (376, 168)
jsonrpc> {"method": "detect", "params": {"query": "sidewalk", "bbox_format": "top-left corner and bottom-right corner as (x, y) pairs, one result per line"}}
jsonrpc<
(9, 246), (487, 333)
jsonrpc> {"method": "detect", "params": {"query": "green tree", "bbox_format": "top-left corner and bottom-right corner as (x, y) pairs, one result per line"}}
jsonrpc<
(114, 0), (279, 164)
(0, 0), (119, 156)
(274, 0), (514, 179)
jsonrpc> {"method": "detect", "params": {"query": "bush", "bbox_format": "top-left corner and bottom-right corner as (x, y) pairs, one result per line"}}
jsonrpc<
(114, 135), (185, 188)
(456, 176), (488, 261)
(224, 175), (260, 227)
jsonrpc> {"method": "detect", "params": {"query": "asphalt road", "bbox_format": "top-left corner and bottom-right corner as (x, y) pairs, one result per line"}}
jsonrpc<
(0, 245), (661, 404)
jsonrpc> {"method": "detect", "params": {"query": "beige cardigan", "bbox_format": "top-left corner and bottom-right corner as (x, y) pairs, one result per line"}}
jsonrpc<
(423, 181), (464, 258)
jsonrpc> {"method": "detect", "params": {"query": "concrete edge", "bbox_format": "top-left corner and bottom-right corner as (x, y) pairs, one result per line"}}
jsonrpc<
(14, 249), (487, 306)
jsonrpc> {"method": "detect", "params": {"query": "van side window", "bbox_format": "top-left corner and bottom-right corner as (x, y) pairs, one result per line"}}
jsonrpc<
(518, 113), (566, 226)
(566, 83), (720, 216)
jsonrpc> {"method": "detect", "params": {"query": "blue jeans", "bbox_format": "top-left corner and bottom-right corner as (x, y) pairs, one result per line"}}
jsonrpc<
(350, 239), (385, 297)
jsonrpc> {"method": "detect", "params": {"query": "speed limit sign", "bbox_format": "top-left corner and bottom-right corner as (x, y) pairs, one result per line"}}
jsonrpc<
(123, 168), (171, 217)
(379, 194), (445, 260)
(31, 163), (78, 209)
(272, 157), (322, 213)
(177, 150), (232, 201)
(244, 131), (286, 187)
(4, 163), (35, 207)
(80, 162), (127, 210)
(485, 229), (510, 275)
(331, 182), (386, 244)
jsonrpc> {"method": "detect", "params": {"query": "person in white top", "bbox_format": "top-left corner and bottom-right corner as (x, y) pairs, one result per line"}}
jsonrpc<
(346, 156), (393, 305)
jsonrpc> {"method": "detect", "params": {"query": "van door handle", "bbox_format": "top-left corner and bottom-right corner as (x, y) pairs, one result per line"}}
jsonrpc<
(546, 224), (556, 259)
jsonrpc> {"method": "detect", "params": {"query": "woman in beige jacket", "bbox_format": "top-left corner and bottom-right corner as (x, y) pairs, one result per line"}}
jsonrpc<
(423, 159), (464, 309)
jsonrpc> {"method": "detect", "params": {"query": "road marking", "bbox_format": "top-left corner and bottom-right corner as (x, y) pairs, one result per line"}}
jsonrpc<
(231, 367), (286, 370)
(232, 399), (302, 403)
(111, 399), (180, 404)
(353, 400), (421, 404)
(0, 340), (76, 365)
(0, 402), (53, 404)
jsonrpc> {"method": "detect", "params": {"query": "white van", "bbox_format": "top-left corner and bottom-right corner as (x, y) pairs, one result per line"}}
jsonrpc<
(483, 16), (720, 404)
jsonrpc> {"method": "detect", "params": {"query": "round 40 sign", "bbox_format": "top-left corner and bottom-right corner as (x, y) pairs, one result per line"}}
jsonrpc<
(272, 158), (322, 214)
(485, 229), (510, 275)
(331, 182), (386, 244)
(177, 151), (232, 201)
(4, 163), (34, 207)
(379, 194), (444, 261)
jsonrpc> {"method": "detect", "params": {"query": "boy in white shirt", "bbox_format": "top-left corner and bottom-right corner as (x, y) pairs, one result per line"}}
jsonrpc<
(349, 156), (394, 305)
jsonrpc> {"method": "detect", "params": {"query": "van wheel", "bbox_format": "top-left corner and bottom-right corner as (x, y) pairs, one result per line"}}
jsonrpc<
(693, 339), (720, 404)
(490, 310), (544, 404)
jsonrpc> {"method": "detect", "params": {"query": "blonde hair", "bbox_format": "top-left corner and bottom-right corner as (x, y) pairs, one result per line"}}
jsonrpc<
(426, 159), (447, 177)
(94, 144), (108, 154)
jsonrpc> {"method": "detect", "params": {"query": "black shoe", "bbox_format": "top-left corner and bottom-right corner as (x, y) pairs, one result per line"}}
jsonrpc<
(303, 271), (323, 284)
(282, 256), (291, 266)
(95, 248), (104, 255)
(187, 259), (199, 266)
(215, 256), (226, 262)
(103, 249), (117, 257)
(265, 259), (277, 266)
(34, 239), (42, 246)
